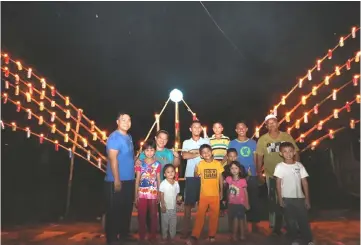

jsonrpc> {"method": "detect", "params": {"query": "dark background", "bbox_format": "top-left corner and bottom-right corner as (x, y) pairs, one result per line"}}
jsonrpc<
(1, 2), (360, 225)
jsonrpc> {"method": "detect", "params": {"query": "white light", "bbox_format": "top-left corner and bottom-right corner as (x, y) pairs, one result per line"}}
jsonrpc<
(169, 89), (183, 103)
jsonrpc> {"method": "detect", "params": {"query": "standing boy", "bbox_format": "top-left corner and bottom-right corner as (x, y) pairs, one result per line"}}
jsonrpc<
(274, 142), (314, 245)
(181, 121), (210, 237)
(228, 122), (261, 232)
(186, 144), (224, 244)
(209, 122), (230, 161)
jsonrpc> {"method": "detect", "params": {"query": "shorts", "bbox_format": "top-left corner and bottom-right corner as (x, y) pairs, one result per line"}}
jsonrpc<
(184, 177), (200, 205)
(228, 204), (246, 220)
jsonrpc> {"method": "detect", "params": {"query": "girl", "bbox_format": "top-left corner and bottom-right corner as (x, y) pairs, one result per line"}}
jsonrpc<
(225, 161), (250, 241)
(135, 140), (161, 243)
(159, 164), (180, 243)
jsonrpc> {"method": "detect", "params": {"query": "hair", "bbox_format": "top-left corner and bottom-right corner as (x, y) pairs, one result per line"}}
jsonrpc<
(156, 130), (169, 137)
(190, 120), (201, 127)
(163, 163), (175, 176)
(279, 141), (295, 151)
(236, 121), (248, 128)
(213, 121), (223, 127)
(116, 112), (129, 120)
(199, 144), (212, 153)
(142, 140), (156, 150)
(227, 148), (238, 155)
(229, 161), (247, 179)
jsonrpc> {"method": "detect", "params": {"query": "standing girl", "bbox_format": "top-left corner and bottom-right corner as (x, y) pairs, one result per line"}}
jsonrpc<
(159, 164), (180, 243)
(135, 140), (161, 243)
(225, 161), (250, 241)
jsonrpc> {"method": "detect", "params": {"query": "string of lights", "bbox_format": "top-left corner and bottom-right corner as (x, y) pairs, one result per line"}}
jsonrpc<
(301, 120), (360, 152)
(0, 120), (106, 172)
(2, 94), (107, 163)
(286, 76), (359, 134)
(253, 26), (360, 137)
(1, 81), (106, 160)
(1, 53), (108, 141)
(295, 97), (359, 143)
(278, 53), (360, 125)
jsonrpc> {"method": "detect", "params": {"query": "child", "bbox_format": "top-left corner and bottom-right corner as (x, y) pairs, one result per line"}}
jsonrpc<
(274, 142), (314, 245)
(159, 164), (180, 243)
(186, 144), (224, 245)
(220, 148), (238, 216)
(221, 148), (238, 223)
(135, 140), (161, 243)
(209, 122), (230, 162)
(226, 161), (249, 241)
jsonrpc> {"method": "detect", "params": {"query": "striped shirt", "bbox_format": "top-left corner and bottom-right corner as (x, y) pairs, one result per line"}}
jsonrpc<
(209, 134), (230, 161)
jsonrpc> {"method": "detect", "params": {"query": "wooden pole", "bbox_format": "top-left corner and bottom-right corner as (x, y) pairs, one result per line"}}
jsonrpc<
(64, 114), (81, 218)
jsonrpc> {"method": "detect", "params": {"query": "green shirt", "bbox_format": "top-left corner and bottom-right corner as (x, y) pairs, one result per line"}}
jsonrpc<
(256, 131), (299, 177)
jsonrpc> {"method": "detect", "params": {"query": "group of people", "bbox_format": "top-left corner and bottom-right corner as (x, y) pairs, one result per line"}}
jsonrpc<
(104, 112), (315, 245)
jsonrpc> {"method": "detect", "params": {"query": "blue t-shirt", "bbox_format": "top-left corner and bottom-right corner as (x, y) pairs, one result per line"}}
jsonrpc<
(228, 139), (257, 176)
(105, 130), (135, 182)
(139, 148), (174, 180)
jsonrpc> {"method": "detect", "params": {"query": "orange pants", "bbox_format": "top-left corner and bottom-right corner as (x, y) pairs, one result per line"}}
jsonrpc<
(191, 195), (220, 238)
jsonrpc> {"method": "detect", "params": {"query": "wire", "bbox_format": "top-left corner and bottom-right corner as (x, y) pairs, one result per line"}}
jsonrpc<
(199, 1), (245, 58)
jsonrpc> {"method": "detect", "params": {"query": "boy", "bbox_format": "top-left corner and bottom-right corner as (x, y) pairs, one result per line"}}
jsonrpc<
(186, 144), (224, 245)
(209, 122), (230, 162)
(274, 142), (314, 245)
(181, 121), (210, 237)
(229, 122), (261, 232)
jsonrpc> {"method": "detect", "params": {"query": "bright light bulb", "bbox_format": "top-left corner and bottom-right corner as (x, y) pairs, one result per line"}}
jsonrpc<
(169, 89), (183, 103)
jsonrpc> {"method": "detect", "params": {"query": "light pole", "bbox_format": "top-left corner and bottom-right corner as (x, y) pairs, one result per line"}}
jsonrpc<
(169, 89), (183, 179)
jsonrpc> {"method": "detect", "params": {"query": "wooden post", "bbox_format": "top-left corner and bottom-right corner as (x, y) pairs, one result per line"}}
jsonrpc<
(64, 114), (81, 218)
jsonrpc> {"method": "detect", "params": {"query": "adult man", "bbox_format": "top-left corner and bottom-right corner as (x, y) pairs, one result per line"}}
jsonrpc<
(138, 130), (181, 179)
(181, 121), (210, 238)
(228, 122), (261, 232)
(256, 115), (300, 235)
(137, 130), (181, 232)
(104, 113), (135, 245)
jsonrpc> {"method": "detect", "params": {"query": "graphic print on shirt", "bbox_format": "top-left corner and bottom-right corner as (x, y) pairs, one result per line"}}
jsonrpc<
(229, 184), (240, 197)
(138, 161), (160, 199)
(266, 141), (285, 153)
(204, 169), (218, 179)
(239, 146), (251, 157)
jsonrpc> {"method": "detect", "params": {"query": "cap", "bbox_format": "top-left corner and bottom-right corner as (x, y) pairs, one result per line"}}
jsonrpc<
(265, 114), (277, 122)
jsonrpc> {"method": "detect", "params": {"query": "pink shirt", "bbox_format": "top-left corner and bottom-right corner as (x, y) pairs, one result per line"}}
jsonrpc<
(226, 176), (247, 205)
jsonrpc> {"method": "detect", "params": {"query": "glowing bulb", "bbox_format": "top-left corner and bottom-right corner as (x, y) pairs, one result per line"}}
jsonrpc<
(169, 89), (183, 103)
(298, 78), (303, 88)
(324, 76), (330, 85)
(339, 37), (344, 47)
(317, 60), (321, 71)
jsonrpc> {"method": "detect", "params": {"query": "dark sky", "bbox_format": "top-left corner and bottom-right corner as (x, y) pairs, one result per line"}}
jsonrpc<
(1, 2), (360, 222)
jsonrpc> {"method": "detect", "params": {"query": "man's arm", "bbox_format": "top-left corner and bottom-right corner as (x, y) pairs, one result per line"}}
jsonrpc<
(172, 152), (181, 167)
(108, 149), (121, 189)
(194, 165), (199, 177)
(295, 151), (300, 162)
(256, 153), (264, 175)
(182, 150), (199, 160)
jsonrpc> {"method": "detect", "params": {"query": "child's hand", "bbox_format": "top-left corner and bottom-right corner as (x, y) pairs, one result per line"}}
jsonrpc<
(305, 199), (311, 210)
(222, 200), (226, 205)
(161, 206), (167, 213)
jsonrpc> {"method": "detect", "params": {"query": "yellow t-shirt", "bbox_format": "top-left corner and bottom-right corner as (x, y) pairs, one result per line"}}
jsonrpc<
(196, 160), (224, 196)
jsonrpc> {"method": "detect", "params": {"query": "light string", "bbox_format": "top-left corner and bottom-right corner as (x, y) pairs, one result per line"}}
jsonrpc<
(253, 26), (360, 136)
(0, 120), (106, 172)
(301, 120), (360, 152)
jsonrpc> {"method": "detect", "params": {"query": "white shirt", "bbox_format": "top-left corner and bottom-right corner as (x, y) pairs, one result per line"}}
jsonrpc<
(159, 179), (180, 210)
(273, 162), (309, 198)
(182, 137), (210, 177)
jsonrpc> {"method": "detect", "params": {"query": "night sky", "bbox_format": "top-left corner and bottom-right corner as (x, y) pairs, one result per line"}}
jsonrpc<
(1, 2), (360, 223)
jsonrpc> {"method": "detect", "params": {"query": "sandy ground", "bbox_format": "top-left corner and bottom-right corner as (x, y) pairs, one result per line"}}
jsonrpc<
(1, 216), (360, 245)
